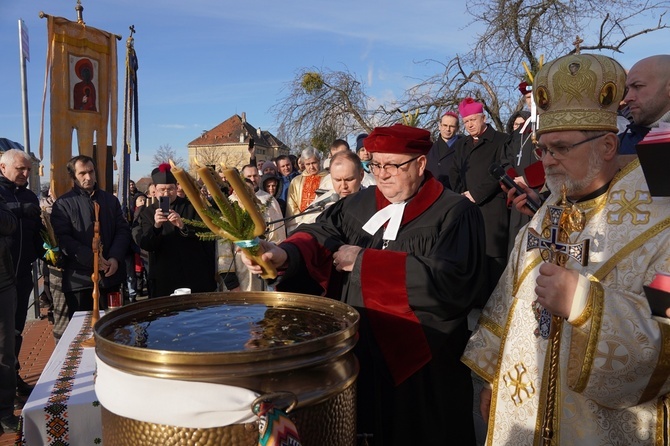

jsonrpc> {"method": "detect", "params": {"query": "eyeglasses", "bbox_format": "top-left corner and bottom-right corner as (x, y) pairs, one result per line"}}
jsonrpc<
(533, 133), (607, 160)
(369, 156), (420, 176)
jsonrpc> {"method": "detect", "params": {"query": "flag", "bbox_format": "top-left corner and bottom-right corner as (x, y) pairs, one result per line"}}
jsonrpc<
(120, 30), (139, 220)
(40, 15), (118, 198)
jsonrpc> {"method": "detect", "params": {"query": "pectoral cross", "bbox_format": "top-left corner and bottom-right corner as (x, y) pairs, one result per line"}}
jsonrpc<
(526, 208), (589, 267)
(526, 186), (589, 267)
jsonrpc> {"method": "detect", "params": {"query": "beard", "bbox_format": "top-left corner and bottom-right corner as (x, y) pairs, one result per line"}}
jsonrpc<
(544, 148), (604, 198)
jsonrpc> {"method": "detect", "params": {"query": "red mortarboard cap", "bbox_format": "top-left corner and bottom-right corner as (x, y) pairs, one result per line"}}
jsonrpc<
(458, 97), (484, 118)
(363, 124), (432, 155)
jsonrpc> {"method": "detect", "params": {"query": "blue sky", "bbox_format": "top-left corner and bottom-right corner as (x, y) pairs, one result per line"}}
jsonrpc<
(1, 1), (668, 183)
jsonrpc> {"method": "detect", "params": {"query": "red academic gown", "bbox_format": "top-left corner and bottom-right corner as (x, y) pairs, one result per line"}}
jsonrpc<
(278, 173), (486, 446)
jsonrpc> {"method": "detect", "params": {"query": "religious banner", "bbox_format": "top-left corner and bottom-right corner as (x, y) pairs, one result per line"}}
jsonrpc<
(120, 27), (139, 221)
(39, 14), (118, 198)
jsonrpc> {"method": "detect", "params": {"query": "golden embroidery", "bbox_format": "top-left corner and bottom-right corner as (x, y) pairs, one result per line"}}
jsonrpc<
(594, 218), (670, 281)
(607, 190), (652, 225)
(573, 280), (604, 393)
(552, 57), (597, 106)
(479, 314), (503, 339)
(504, 363), (536, 406)
(639, 322), (670, 404)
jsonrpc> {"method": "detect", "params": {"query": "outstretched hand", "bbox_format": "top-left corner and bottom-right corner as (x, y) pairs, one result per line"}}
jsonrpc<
(238, 239), (287, 275)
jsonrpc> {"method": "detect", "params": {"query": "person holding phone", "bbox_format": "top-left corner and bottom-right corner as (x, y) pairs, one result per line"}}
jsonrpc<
(135, 163), (216, 298)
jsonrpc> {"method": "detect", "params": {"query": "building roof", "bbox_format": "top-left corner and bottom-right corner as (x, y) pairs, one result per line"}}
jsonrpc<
(187, 113), (288, 150)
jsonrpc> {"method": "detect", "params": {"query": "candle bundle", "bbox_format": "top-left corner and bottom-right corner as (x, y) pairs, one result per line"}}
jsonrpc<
(169, 160), (277, 279)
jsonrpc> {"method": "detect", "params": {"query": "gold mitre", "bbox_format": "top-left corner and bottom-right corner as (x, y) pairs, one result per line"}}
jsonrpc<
(533, 53), (626, 135)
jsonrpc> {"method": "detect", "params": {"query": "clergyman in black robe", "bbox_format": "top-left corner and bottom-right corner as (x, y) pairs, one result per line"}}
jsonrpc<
(241, 124), (487, 446)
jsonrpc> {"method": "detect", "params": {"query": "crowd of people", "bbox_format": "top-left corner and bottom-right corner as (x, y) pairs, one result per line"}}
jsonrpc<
(0, 52), (668, 446)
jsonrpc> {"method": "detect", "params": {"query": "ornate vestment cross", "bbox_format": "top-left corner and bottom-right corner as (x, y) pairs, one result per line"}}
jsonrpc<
(526, 202), (589, 267)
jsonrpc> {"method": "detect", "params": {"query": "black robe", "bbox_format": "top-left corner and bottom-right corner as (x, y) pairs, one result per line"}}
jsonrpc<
(278, 174), (486, 446)
(501, 126), (544, 255)
(449, 125), (510, 302)
(136, 196), (216, 298)
(426, 135), (460, 189)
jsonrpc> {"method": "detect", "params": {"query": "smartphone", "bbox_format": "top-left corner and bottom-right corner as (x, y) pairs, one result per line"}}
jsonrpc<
(159, 196), (170, 215)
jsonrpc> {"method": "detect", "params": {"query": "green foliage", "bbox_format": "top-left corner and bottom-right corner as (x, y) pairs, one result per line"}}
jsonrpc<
(183, 200), (257, 242)
(301, 72), (324, 93)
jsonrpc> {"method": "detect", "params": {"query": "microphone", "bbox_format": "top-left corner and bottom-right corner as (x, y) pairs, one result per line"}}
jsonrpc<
(266, 193), (340, 226)
(304, 192), (340, 212)
(488, 163), (541, 213)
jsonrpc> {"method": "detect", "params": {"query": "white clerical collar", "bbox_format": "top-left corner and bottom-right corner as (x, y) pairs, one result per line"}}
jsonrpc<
(362, 201), (407, 241)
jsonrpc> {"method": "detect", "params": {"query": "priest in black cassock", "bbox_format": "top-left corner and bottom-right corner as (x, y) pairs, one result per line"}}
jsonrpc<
(241, 124), (487, 445)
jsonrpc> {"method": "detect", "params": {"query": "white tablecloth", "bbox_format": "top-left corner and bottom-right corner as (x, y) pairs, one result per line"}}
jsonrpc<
(18, 311), (102, 445)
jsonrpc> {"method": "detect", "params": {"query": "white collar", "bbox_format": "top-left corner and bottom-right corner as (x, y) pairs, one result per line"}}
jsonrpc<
(362, 201), (407, 241)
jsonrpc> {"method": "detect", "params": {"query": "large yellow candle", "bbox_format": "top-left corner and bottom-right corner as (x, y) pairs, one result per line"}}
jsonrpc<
(223, 168), (266, 238)
(198, 166), (237, 227)
(171, 161), (277, 279)
(170, 161), (237, 241)
(170, 162), (208, 210)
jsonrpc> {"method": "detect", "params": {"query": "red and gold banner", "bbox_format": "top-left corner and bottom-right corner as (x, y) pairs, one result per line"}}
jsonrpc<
(40, 15), (118, 198)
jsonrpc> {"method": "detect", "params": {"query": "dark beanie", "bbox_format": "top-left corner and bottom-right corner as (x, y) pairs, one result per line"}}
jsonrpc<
(355, 133), (369, 151)
(151, 163), (177, 185)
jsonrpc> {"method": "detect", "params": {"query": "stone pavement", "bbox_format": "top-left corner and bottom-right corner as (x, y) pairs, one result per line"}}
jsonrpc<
(0, 308), (55, 445)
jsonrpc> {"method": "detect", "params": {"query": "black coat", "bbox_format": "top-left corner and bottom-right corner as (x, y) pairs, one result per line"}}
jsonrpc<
(51, 185), (131, 292)
(0, 175), (44, 279)
(501, 126), (537, 254)
(449, 125), (510, 258)
(426, 135), (460, 189)
(136, 196), (216, 298)
(0, 195), (17, 292)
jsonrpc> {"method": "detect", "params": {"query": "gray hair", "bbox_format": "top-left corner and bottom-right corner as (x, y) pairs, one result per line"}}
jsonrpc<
(0, 149), (32, 166)
(301, 147), (321, 161)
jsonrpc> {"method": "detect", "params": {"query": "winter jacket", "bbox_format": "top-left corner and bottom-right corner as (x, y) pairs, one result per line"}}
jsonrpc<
(51, 184), (131, 292)
(0, 175), (44, 278)
(0, 195), (17, 292)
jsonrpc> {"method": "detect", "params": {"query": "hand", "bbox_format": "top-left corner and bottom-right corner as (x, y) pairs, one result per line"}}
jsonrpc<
(238, 239), (287, 275)
(104, 258), (118, 277)
(166, 209), (184, 229)
(534, 263), (579, 318)
(332, 245), (362, 272)
(462, 191), (475, 203)
(480, 387), (492, 423)
(503, 181), (540, 217)
(154, 208), (168, 228)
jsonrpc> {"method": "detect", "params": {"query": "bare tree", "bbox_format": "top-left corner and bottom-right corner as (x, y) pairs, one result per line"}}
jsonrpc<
(152, 144), (185, 167)
(398, 0), (670, 134)
(271, 67), (390, 148)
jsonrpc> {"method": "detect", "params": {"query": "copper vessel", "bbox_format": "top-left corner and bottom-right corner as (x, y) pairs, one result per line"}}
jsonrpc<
(94, 291), (359, 445)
